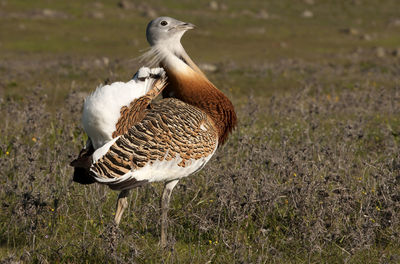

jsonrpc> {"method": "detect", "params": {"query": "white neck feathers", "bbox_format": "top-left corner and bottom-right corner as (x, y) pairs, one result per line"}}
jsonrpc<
(140, 40), (206, 78)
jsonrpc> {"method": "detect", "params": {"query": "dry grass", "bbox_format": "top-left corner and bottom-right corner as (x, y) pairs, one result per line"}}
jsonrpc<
(1, 59), (399, 263)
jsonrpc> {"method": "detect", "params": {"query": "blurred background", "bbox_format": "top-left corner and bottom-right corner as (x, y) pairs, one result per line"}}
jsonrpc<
(1, 0), (399, 105)
(1, 0), (399, 263)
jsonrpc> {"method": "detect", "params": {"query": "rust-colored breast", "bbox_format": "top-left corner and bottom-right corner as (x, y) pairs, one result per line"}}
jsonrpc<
(163, 67), (237, 145)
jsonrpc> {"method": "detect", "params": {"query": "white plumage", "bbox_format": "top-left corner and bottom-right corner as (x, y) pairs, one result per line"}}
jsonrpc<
(92, 136), (120, 163)
(82, 67), (165, 149)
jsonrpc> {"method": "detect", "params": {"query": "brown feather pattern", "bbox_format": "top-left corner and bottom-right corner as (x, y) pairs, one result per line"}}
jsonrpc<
(70, 76), (168, 185)
(162, 67), (237, 145)
(112, 78), (167, 138)
(90, 98), (218, 189)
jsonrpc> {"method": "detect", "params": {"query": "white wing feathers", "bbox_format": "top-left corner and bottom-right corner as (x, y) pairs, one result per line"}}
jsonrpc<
(82, 67), (165, 149)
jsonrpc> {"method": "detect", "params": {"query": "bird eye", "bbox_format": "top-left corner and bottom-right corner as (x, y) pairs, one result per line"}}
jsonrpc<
(160, 21), (168, 26)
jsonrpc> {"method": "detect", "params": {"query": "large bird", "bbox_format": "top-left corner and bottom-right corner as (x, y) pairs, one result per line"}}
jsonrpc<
(71, 16), (237, 247)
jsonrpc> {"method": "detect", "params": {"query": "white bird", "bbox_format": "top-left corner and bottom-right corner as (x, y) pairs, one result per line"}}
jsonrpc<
(70, 16), (237, 247)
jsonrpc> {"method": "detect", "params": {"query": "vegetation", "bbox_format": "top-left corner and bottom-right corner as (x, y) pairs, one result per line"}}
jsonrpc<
(1, 0), (399, 262)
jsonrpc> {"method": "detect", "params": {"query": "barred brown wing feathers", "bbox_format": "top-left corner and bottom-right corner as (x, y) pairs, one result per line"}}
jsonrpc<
(112, 77), (167, 138)
(90, 98), (218, 187)
(71, 74), (167, 185)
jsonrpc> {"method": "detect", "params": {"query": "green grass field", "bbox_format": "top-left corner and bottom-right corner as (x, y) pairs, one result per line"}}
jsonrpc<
(1, 0), (400, 263)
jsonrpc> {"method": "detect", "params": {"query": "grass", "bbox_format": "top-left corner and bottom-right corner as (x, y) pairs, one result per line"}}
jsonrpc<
(1, 0), (400, 263)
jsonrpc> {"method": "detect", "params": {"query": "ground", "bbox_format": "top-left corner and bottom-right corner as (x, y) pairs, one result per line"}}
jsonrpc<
(1, 0), (400, 263)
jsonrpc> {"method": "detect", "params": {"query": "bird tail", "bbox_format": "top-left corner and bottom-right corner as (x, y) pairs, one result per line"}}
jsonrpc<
(70, 141), (96, 184)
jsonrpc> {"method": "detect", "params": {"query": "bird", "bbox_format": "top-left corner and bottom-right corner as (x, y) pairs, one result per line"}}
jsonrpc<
(70, 16), (237, 247)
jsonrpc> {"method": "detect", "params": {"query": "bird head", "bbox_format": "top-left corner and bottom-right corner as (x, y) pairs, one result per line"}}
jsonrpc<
(146, 17), (195, 46)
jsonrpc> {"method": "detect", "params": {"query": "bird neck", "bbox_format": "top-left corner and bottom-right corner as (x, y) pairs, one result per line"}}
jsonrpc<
(159, 46), (237, 145)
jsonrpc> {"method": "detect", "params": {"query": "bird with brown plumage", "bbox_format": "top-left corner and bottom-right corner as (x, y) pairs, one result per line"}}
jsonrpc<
(70, 16), (237, 248)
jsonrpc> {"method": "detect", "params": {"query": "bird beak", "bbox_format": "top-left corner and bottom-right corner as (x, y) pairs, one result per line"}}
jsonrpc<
(174, 22), (196, 31)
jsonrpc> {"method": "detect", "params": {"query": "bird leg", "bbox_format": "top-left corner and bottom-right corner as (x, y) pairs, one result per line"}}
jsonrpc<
(114, 190), (130, 225)
(160, 179), (179, 248)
